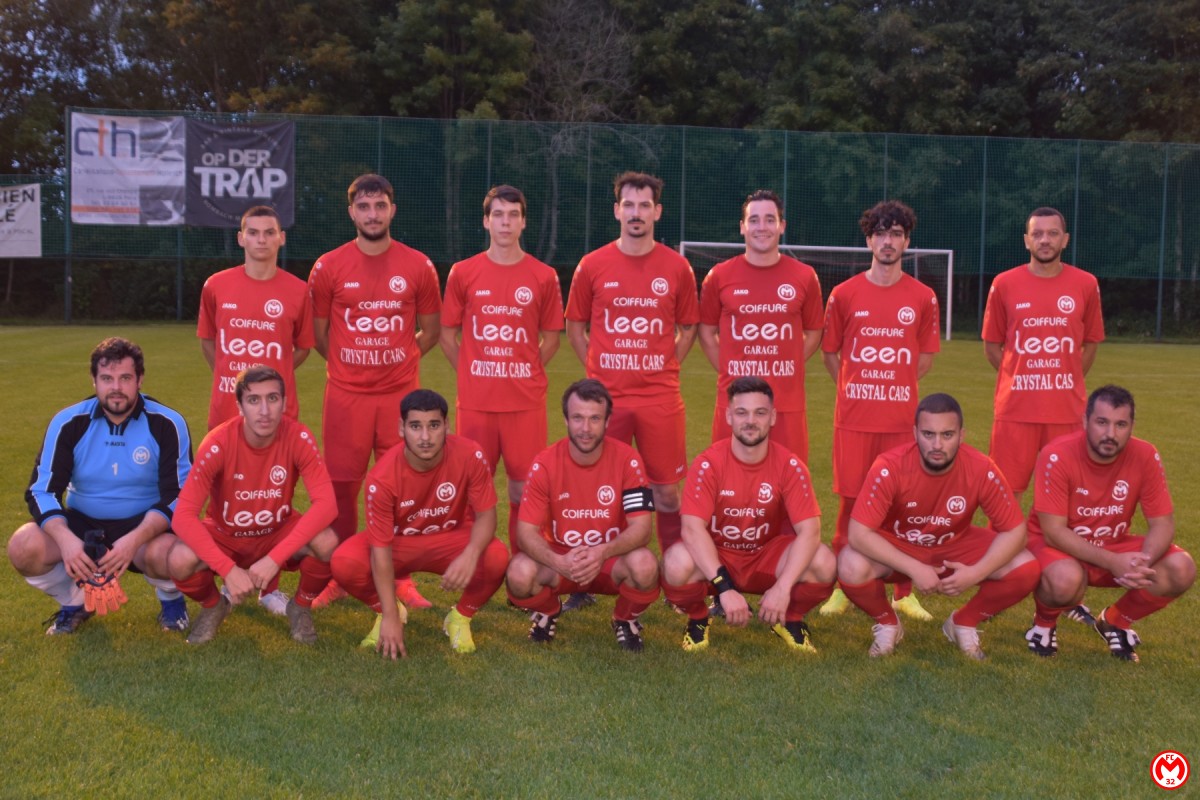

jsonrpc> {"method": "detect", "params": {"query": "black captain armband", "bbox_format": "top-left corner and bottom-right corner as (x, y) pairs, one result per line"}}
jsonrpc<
(622, 486), (654, 514)
(711, 566), (736, 595)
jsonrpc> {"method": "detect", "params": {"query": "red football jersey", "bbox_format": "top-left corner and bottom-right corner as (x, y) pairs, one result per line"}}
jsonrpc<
(364, 435), (497, 547)
(982, 264), (1105, 424)
(565, 242), (700, 405)
(174, 416), (336, 576)
(1028, 430), (1172, 547)
(822, 272), (941, 433)
(852, 441), (1022, 552)
(441, 252), (564, 411)
(699, 254), (823, 412)
(519, 437), (652, 547)
(682, 439), (820, 554)
(196, 267), (314, 430)
(307, 239), (441, 393)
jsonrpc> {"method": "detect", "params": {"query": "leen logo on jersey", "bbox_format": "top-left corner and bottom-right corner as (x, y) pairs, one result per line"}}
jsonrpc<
(897, 306), (916, 325)
(389, 276), (408, 294)
(269, 465), (288, 486)
(651, 278), (669, 296)
(437, 482), (457, 502)
(1057, 295), (1076, 314)
(514, 286), (534, 306)
(263, 299), (284, 318)
(597, 485), (616, 505)
(777, 284), (796, 302)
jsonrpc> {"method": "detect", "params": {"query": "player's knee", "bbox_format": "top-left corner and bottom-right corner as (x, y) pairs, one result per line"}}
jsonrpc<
(1161, 550), (1196, 594)
(505, 553), (537, 595)
(806, 545), (838, 583)
(308, 528), (339, 561)
(836, 546), (872, 584)
(507, 481), (525, 506)
(140, 533), (176, 578)
(7, 523), (47, 573)
(623, 547), (659, 587)
(660, 542), (695, 585)
(651, 483), (680, 513)
(1038, 559), (1084, 604)
(167, 540), (202, 580)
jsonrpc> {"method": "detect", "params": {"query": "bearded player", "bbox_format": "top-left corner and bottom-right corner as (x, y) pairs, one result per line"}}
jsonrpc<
(329, 389), (508, 658)
(198, 204), (314, 616)
(170, 366), (338, 645)
(440, 185), (563, 558)
(506, 379), (661, 652)
(819, 200), (940, 623)
(662, 377), (835, 652)
(838, 393), (1040, 660)
(1023, 385), (1194, 662)
(308, 173), (441, 609)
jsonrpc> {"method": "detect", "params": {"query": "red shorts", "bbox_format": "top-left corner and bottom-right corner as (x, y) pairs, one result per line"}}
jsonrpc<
(832, 428), (910, 497)
(868, 524), (995, 575)
(199, 514), (309, 571)
(322, 381), (414, 482)
(542, 541), (635, 595)
(337, 526), (483, 576)
(712, 407), (809, 463)
(717, 533), (795, 594)
(1028, 534), (1186, 588)
(456, 404), (546, 482)
(989, 419), (1078, 493)
(607, 397), (687, 485)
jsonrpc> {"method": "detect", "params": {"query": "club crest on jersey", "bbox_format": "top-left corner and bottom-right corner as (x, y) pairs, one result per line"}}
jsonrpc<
(1057, 295), (1076, 314)
(514, 286), (534, 305)
(597, 485), (616, 505)
(132, 446), (151, 465)
(897, 306), (916, 325)
(757, 483), (774, 503)
(651, 278), (669, 296)
(437, 482), (456, 502)
(777, 284), (796, 302)
(389, 276), (407, 294)
(270, 465), (288, 486)
(946, 496), (967, 515)
(263, 299), (284, 318)
(1112, 480), (1129, 501)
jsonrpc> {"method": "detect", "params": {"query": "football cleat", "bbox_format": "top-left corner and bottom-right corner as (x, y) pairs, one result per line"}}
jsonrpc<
(44, 604), (93, 636)
(819, 587), (850, 616)
(1024, 624), (1058, 657)
(186, 595), (232, 645)
(258, 589), (290, 616)
(528, 611), (559, 643)
(443, 608), (476, 654)
(1094, 608), (1141, 662)
(682, 616), (710, 652)
(157, 596), (190, 633)
(395, 577), (432, 609)
(942, 614), (986, 661)
(360, 600), (409, 649)
(310, 580), (348, 610)
(285, 599), (318, 644)
(561, 593), (596, 614)
(869, 620), (904, 657)
(772, 619), (818, 653)
(611, 618), (644, 652)
(892, 592), (933, 622)
(1065, 604), (1097, 626)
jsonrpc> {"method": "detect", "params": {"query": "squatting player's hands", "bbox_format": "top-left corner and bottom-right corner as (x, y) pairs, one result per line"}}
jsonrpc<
(910, 563), (944, 595)
(60, 537), (99, 583)
(758, 584), (790, 626)
(569, 546), (605, 587)
(1111, 551), (1156, 590)
(223, 566), (257, 605)
(96, 536), (137, 580)
(722, 590), (752, 627)
(247, 555), (281, 590)
(937, 561), (981, 596)
(377, 616), (407, 660)
(440, 550), (478, 592)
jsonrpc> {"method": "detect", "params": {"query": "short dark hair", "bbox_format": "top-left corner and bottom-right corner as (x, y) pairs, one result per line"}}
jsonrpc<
(348, 173), (394, 205)
(90, 337), (144, 378)
(562, 378), (613, 419)
(1087, 384), (1135, 420)
(915, 392), (963, 427)
(401, 388), (448, 421)
(859, 200), (917, 238)
(234, 365), (285, 403)
(240, 205), (281, 231)
(742, 189), (783, 220)
(1027, 206), (1067, 233)
(727, 376), (774, 403)
(613, 171), (664, 204)
(483, 184), (526, 217)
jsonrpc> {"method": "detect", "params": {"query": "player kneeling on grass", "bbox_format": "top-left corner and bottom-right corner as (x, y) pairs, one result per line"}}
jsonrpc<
(1024, 385), (1195, 662)
(506, 379), (661, 652)
(170, 366), (338, 645)
(662, 377), (835, 652)
(9, 337), (193, 635)
(329, 389), (508, 658)
(837, 393), (1040, 660)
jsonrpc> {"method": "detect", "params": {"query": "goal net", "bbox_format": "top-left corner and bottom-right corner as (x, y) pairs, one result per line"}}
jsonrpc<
(679, 243), (955, 340)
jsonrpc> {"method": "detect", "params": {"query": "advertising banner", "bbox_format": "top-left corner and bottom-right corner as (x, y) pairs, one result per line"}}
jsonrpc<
(0, 183), (41, 257)
(186, 120), (295, 228)
(70, 112), (186, 224)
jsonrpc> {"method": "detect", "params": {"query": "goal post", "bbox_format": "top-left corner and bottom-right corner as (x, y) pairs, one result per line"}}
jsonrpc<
(679, 242), (955, 340)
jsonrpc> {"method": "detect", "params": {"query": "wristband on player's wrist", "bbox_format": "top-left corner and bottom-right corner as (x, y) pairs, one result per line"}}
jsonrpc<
(711, 566), (736, 595)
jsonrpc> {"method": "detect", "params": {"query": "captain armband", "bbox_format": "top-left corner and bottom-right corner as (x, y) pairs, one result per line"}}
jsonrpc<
(622, 486), (655, 514)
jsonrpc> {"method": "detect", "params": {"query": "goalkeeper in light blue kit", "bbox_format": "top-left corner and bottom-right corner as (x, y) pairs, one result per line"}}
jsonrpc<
(8, 337), (194, 635)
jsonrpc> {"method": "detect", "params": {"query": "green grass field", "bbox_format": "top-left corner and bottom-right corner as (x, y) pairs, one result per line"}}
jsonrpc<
(0, 325), (1196, 799)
